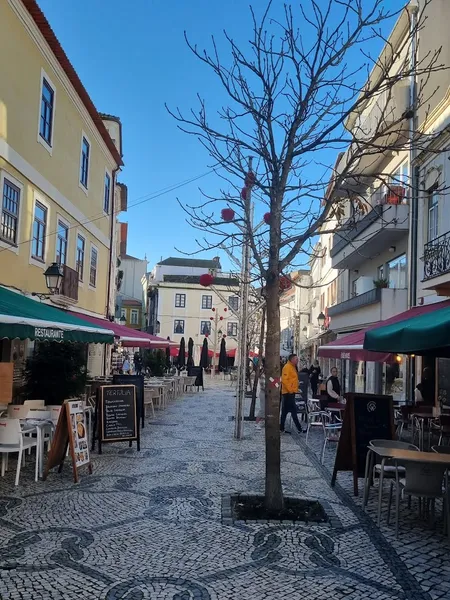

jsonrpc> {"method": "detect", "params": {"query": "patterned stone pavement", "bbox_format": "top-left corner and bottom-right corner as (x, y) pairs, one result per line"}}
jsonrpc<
(0, 381), (448, 599)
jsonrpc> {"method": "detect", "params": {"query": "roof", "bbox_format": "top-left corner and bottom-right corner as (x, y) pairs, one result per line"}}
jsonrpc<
(0, 286), (114, 343)
(158, 257), (220, 268)
(22, 0), (123, 167)
(162, 275), (240, 287)
(121, 298), (142, 307)
(122, 254), (144, 262)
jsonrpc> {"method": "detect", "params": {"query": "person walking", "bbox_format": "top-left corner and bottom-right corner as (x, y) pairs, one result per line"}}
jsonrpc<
(309, 360), (321, 397)
(280, 353), (304, 434)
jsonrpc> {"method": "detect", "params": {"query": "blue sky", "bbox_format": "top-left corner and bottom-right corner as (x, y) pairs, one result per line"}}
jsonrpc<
(37, 0), (399, 272)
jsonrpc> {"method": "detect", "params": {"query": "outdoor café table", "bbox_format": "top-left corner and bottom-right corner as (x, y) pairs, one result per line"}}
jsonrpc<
(366, 445), (450, 526)
(21, 418), (54, 479)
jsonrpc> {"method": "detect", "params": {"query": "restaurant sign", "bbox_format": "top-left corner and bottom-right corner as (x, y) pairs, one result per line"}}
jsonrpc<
(340, 352), (350, 359)
(34, 327), (64, 340)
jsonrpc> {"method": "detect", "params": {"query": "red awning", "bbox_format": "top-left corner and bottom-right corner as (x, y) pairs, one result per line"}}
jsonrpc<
(68, 312), (172, 348)
(318, 299), (450, 362)
(226, 348), (258, 358)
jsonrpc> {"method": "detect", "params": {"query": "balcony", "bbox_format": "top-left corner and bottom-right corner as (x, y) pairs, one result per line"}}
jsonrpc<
(422, 232), (450, 295)
(330, 202), (409, 270)
(51, 265), (79, 306)
(328, 287), (408, 333)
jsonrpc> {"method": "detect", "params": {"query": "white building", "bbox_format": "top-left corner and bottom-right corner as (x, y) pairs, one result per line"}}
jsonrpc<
(144, 257), (240, 362)
(279, 270), (311, 361)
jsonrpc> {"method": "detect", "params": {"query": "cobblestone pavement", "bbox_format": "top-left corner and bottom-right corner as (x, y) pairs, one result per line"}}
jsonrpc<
(0, 381), (448, 599)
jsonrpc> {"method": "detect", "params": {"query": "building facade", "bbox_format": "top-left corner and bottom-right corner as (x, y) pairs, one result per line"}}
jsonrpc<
(0, 0), (125, 377)
(144, 257), (240, 363)
(279, 270), (311, 361)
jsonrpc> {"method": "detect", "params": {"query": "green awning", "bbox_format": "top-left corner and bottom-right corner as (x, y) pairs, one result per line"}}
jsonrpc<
(364, 304), (450, 357)
(0, 286), (114, 344)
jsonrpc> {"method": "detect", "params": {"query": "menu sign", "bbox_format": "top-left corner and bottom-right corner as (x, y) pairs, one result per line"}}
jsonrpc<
(100, 385), (138, 443)
(331, 393), (394, 496)
(113, 374), (145, 428)
(68, 400), (90, 468)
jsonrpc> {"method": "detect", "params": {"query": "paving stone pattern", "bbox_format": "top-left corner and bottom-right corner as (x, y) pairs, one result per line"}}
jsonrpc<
(0, 381), (448, 599)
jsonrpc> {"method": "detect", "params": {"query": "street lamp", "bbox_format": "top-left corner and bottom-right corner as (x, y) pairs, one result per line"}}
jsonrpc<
(317, 312), (326, 329)
(44, 262), (64, 294)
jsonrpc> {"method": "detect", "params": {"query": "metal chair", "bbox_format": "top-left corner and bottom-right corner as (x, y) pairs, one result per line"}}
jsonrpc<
(387, 460), (450, 539)
(363, 439), (419, 525)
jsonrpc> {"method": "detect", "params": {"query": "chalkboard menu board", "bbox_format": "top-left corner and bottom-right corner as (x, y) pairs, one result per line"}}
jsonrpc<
(437, 358), (450, 408)
(298, 372), (310, 401)
(96, 385), (140, 453)
(331, 393), (394, 496)
(113, 374), (145, 428)
(188, 366), (204, 390)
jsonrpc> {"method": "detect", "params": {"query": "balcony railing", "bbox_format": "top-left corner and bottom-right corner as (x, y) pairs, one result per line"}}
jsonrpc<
(331, 206), (383, 258)
(423, 232), (450, 281)
(327, 287), (381, 318)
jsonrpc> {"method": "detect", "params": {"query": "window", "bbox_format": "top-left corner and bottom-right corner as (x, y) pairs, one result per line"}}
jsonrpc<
(202, 295), (212, 309)
(120, 308), (126, 320)
(387, 162), (409, 202)
(428, 189), (439, 242)
(32, 202), (47, 261)
(39, 78), (54, 146)
(175, 293), (186, 308)
(387, 254), (407, 289)
(76, 235), (85, 281)
(130, 309), (139, 325)
(104, 172), (111, 213)
(377, 264), (384, 280)
(56, 220), (68, 265)
(227, 322), (238, 337)
(80, 137), (90, 188)
(89, 246), (98, 287)
(229, 296), (239, 311)
(200, 321), (211, 335)
(174, 320), (185, 334)
(1, 179), (20, 245)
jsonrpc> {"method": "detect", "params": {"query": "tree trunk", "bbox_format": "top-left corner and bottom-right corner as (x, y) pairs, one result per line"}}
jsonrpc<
(249, 306), (266, 420)
(264, 275), (283, 511)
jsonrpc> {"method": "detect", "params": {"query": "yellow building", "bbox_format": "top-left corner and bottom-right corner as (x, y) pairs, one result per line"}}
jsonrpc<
(0, 0), (123, 314)
(0, 0), (125, 378)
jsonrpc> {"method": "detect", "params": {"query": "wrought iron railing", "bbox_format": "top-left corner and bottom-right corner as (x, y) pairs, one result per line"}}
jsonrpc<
(423, 232), (450, 281)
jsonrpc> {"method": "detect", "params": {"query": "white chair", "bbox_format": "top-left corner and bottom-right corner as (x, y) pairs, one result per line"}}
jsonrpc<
(24, 400), (45, 409)
(7, 405), (30, 419)
(306, 411), (342, 464)
(144, 389), (157, 419)
(0, 418), (39, 485)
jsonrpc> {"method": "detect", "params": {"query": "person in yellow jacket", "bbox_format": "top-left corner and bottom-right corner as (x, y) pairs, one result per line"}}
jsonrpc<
(280, 354), (305, 434)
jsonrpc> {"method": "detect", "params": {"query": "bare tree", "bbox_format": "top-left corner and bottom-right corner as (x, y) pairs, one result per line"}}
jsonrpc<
(168, 0), (444, 510)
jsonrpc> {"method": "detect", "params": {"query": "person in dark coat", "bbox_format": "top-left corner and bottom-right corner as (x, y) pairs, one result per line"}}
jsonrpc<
(416, 367), (435, 407)
(309, 360), (321, 397)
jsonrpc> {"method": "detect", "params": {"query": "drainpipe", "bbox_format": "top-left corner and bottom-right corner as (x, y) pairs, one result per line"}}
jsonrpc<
(104, 166), (120, 376)
(407, 0), (419, 400)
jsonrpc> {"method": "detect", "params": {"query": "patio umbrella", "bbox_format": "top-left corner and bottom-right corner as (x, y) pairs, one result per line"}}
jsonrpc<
(187, 337), (194, 368)
(200, 337), (209, 369)
(177, 336), (186, 370)
(165, 338), (171, 370)
(218, 337), (227, 371)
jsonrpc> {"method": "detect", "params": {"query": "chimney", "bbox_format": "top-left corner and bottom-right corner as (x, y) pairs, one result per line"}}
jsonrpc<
(120, 222), (128, 257)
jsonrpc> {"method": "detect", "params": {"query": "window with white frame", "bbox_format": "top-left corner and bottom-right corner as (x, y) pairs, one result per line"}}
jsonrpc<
(228, 296), (239, 311)
(104, 172), (111, 213)
(200, 320), (212, 335)
(1, 178), (20, 245)
(56, 220), (68, 265)
(39, 77), (54, 147)
(89, 246), (98, 287)
(174, 320), (185, 334)
(120, 308), (126, 320)
(80, 136), (90, 188)
(387, 254), (407, 289)
(175, 293), (186, 308)
(227, 322), (238, 337)
(32, 201), (47, 261)
(130, 309), (139, 325)
(76, 234), (85, 281)
(201, 295), (212, 309)
(428, 188), (439, 242)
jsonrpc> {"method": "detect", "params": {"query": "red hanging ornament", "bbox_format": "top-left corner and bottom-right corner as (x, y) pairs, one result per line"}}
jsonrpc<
(199, 273), (214, 287)
(205, 334), (209, 338)
(263, 212), (271, 225)
(212, 307), (216, 312)
(245, 171), (256, 187)
(221, 208), (235, 222)
(223, 308), (227, 312)
(223, 334), (227, 338)
(210, 317), (214, 321)
(240, 187), (248, 200)
(279, 276), (292, 291)
(220, 316), (223, 321)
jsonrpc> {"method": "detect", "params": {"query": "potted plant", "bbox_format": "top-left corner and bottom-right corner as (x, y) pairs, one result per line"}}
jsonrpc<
(24, 341), (87, 407)
(373, 277), (390, 289)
